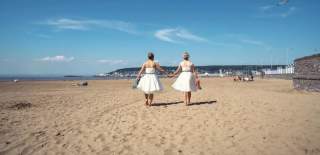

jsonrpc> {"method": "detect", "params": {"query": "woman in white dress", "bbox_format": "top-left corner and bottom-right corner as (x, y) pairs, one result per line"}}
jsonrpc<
(137, 52), (168, 106)
(171, 52), (199, 105)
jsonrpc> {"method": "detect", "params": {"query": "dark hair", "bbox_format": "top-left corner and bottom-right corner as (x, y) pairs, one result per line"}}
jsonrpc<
(148, 52), (154, 60)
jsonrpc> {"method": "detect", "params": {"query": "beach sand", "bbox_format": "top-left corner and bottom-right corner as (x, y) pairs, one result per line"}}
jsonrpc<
(0, 78), (320, 155)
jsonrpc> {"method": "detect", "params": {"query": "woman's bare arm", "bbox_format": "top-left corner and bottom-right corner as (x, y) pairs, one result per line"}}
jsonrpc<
(172, 65), (182, 77)
(155, 63), (167, 74)
(191, 64), (198, 79)
(137, 63), (145, 79)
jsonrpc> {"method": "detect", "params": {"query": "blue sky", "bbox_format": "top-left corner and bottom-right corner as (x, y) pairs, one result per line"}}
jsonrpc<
(0, 0), (319, 75)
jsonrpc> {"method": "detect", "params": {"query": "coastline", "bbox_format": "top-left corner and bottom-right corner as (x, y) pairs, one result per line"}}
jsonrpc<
(0, 74), (294, 82)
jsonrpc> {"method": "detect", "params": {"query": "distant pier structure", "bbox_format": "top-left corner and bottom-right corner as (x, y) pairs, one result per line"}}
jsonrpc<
(293, 53), (320, 92)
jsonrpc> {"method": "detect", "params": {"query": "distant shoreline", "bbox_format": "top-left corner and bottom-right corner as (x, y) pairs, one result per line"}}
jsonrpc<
(0, 74), (294, 82)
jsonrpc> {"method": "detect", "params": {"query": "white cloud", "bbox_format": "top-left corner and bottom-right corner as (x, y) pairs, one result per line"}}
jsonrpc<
(38, 55), (74, 62)
(241, 39), (265, 46)
(260, 0), (288, 11)
(154, 29), (177, 43)
(46, 18), (87, 30)
(278, 0), (289, 6)
(257, 5), (296, 18)
(154, 28), (207, 43)
(260, 5), (275, 12)
(97, 59), (127, 65)
(240, 38), (272, 50)
(281, 7), (296, 18)
(42, 18), (137, 34)
(223, 33), (270, 48)
(176, 29), (207, 42)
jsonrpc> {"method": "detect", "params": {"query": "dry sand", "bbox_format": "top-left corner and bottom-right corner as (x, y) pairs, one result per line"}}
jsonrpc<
(0, 78), (320, 155)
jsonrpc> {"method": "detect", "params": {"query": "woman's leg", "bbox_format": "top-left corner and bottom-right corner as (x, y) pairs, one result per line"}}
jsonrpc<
(187, 92), (191, 105)
(144, 94), (149, 106)
(148, 94), (154, 106)
(184, 92), (188, 105)
(196, 79), (202, 89)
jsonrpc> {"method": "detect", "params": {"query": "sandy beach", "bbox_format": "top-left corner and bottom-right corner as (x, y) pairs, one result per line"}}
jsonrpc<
(0, 78), (320, 155)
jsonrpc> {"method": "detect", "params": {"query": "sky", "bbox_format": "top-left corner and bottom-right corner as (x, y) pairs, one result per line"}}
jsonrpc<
(0, 0), (319, 75)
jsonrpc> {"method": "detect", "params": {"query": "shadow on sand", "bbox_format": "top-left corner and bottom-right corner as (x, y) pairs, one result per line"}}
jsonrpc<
(151, 101), (184, 106)
(187, 100), (217, 106)
(151, 100), (217, 107)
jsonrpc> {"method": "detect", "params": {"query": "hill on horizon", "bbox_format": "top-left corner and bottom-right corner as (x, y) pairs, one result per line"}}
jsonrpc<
(108, 65), (287, 75)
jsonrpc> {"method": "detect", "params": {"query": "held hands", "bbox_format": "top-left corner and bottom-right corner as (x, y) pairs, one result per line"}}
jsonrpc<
(163, 71), (173, 78)
(136, 75), (141, 80)
(167, 73), (174, 78)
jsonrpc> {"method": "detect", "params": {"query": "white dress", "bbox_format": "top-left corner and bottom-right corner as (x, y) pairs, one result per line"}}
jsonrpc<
(172, 62), (197, 92)
(137, 68), (163, 94)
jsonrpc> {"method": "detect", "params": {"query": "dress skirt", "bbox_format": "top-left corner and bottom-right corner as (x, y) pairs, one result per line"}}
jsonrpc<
(172, 72), (197, 92)
(137, 74), (163, 94)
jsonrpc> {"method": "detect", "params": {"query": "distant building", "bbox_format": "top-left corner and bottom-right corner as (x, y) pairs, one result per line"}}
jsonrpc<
(277, 64), (294, 74)
(293, 53), (320, 92)
(262, 64), (294, 75)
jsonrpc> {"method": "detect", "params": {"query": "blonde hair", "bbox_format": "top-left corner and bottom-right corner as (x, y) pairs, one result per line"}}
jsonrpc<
(183, 51), (189, 60)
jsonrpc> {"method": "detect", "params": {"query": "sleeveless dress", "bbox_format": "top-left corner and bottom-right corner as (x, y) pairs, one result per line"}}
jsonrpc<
(137, 68), (163, 94)
(172, 62), (197, 92)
